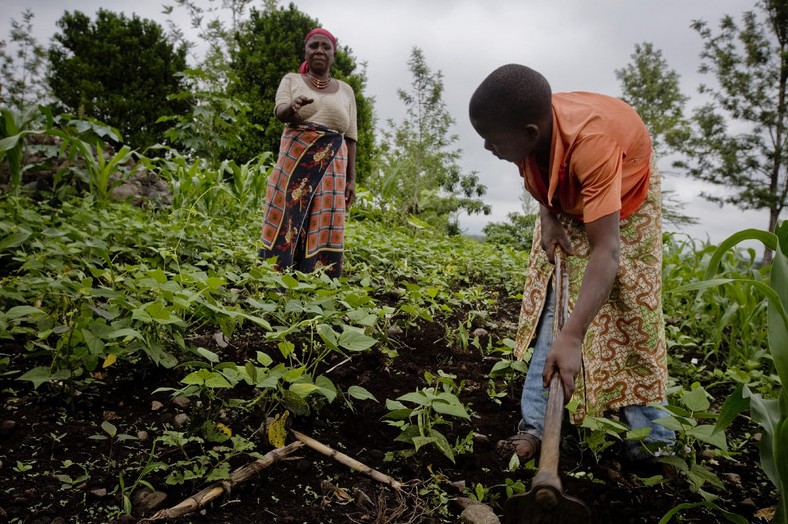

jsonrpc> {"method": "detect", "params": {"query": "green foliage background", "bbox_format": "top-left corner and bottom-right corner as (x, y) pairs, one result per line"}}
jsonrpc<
(47, 9), (190, 149)
(229, 3), (376, 182)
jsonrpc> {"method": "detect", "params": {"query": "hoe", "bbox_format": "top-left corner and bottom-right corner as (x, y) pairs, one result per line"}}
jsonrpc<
(503, 248), (591, 524)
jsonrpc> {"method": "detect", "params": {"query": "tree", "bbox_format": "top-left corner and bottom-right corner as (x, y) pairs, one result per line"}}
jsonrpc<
(0, 9), (50, 110)
(228, 2), (376, 181)
(482, 193), (537, 251)
(372, 47), (490, 234)
(164, 0), (254, 92)
(676, 0), (788, 264)
(615, 42), (690, 156)
(615, 42), (700, 230)
(48, 9), (189, 149)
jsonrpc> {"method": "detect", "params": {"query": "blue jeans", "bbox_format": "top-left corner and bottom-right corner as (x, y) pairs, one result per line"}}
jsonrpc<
(518, 285), (675, 460)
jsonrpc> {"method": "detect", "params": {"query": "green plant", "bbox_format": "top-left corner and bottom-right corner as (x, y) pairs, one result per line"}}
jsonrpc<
(0, 105), (44, 193)
(155, 430), (261, 488)
(89, 421), (138, 466)
(655, 384), (727, 492)
(49, 117), (134, 201)
(383, 370), (471, 463)
(679, 224), (788, 524)
(644, 383), (751, 524)
(13, 460), (33, 472)
(662, 234), (768, 371)
(114, 440), (168, 516)
(52, 459), (90, 490)
(578, 415), (630, 463)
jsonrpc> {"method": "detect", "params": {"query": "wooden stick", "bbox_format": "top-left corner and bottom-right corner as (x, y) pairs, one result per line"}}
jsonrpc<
(139, 440), (304, 522)
(291, 429), (403, 490)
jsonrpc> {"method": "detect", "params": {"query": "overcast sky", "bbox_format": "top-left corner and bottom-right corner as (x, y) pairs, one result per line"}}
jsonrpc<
(5, 0), (770, 248)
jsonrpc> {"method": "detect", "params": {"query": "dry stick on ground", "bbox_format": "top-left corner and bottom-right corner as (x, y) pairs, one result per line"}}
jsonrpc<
(138, 440), (304, 522)
(291, 429), (404, 490)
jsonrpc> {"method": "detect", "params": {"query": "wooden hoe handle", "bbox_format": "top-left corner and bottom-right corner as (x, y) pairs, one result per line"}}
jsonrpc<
(531, 247), (570, 499)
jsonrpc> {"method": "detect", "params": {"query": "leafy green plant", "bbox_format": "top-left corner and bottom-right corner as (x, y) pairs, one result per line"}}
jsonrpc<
(89, 421), (138, 466)
(383, 370), (471, 463)
(679, 224), (788, 524)
(53, 459), (90, 490)
(578, 415), (631, 463)
(655, 384), (727, 492)
(114, 440), (168, 516)
(48, 117), (134, 201)
(159, 69), (257, 165)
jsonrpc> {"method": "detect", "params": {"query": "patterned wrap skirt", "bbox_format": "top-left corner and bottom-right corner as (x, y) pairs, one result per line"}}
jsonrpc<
(259, 122), (347, 278)
(514, 156), (667, 423)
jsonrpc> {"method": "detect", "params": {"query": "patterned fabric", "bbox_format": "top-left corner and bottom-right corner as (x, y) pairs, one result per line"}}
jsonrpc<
(259, 122), (347, 278)
(514, 156), (667, 423)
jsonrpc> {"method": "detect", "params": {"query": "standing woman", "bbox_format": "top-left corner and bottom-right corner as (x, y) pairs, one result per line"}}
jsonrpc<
(259, 28), (357, 278)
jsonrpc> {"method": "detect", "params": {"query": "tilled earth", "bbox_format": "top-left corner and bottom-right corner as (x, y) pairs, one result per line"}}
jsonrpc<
(0, 301), (780, 524)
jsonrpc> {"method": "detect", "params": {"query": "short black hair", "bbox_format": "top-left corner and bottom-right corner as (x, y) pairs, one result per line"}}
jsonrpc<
(469, 64), (552, 131)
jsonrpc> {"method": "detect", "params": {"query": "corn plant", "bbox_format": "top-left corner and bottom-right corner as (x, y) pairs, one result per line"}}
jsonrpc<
(220, 153), (273, 211)
(663, 234), (768, 370)
(48, 117), (134, 201)
(0, 105), (44, 193)
(678, 224), (788, 524)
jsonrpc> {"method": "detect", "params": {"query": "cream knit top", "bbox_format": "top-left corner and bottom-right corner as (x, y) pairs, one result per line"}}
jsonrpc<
(275, 73), (358, 141)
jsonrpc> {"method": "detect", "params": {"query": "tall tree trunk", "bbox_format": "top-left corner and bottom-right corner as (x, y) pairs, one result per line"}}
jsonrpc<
(764, 210), (778, 266)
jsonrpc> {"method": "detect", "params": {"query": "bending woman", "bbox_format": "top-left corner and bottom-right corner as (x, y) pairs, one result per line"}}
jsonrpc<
(259, 27), (357, 278)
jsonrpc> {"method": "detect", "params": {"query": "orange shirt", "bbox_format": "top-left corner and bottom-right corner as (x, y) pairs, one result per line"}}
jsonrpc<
(518, 92), (653, 222)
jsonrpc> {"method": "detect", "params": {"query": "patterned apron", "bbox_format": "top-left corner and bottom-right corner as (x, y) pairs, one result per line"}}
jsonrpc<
(260, 122), (347, 278)
(514, 157), (668, 423)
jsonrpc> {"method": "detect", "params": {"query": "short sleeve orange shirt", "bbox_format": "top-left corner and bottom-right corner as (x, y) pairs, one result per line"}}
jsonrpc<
(518, 92), (653, 223)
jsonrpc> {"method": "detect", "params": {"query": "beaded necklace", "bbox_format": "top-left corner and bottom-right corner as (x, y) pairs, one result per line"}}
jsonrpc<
(308, 74), (331, 89)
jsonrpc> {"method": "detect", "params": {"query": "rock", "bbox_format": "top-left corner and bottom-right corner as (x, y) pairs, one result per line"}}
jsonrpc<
(173, 414), (190, 428)
(388, 325), (403, 336)
(448, 480), (467, 493)
(472, 432), (490, 445)
(459, 502), (500, 524)
(472, 328), (489, 338)
(137, 430), (149, 442)
(109, 170), (172, 208)
(454, 497), (477, 511)
(90, 488), (108, 498)
(0, 420), (16, 436)
(601, 465), (624, 482)
(151, 400), (164, 411)
(354, 490), (373, 507)
(172, 396), (191, 410)
(109, 183), (141, 203)
(723, 472), (741, 484)
(133, 488), (168, 514)
(50, 517), (65, 524)
(213, 331), (229, 348)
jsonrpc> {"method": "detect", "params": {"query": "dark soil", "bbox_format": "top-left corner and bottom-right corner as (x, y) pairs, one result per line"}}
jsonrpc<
(0, 294), (779, 524)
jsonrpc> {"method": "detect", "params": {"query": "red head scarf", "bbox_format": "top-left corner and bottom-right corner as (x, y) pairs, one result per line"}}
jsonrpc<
(299, 28), (337, 74)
